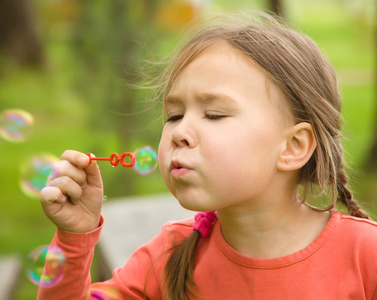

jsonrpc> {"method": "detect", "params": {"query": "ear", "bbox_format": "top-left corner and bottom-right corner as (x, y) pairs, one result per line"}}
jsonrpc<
(277, 122), (317, 172)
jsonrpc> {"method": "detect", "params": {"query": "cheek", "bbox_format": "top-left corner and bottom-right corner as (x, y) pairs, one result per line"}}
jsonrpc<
(204, 125), (278, 175)
(158, 139), (166, 170)
(158, 135), (178, 197)
(158, 131), (171, 174)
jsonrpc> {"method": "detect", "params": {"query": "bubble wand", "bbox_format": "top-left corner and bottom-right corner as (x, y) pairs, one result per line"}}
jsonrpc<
(87, 152), (135, 167)
(86, 146), (158, 175)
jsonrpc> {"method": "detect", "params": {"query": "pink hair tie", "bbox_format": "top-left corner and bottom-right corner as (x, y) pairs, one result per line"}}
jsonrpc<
(193, 211), (218, 238)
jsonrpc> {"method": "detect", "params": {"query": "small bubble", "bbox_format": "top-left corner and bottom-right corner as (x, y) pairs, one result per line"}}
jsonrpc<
(0, 109), (34, 143)
(133, 146), (158, 175)
(26, 245), (65, 287)
(20, 154), (59, 198)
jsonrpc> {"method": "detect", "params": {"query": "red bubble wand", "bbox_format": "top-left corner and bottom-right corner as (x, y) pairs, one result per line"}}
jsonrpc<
(86, 146), (158, 175)
(87, 152), (135, 167)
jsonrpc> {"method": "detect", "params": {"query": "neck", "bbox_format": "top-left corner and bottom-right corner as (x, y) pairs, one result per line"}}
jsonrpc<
(217, 197), (329, 259)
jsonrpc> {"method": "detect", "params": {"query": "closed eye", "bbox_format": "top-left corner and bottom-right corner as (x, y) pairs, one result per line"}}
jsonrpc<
(165, 115), (183, 123)
(205, 114), (227, 120)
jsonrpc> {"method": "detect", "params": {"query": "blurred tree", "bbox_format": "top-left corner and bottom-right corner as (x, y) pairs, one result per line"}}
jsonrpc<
(0, 0), (44, 66)
(268, 0), (284, 17)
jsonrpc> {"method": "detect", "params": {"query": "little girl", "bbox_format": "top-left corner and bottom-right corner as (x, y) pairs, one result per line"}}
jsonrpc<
(38, 11), (377, 300)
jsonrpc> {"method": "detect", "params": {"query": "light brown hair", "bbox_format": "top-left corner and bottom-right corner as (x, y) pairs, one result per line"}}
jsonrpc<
(149, 11), (369, 299)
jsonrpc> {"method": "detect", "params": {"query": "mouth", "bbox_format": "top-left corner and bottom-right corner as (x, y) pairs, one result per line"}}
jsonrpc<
(170, 160), (191, 178)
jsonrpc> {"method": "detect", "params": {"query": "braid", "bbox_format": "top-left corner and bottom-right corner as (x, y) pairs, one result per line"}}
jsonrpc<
(164, 230), (200, 300)
(336, 166), (369, 219)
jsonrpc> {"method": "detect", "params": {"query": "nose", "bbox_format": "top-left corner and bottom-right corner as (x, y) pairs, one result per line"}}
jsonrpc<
(171, 115), (197, 148)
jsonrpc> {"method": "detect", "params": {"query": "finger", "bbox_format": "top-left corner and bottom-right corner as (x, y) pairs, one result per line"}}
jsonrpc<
(49, 160), (87, 188)
(84, 154), (103, 189)
(60, 150), (91, 169)
(40, 186), (68, 217)
(60, 150), (103, 189)
(47, 176), (83, 205)
(40, 186), (67, 205)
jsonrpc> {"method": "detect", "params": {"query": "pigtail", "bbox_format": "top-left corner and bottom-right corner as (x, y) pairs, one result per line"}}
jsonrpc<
(164, 212), (217, 299)
(164, 230), (200, 300)
(336, 165), (369, 219)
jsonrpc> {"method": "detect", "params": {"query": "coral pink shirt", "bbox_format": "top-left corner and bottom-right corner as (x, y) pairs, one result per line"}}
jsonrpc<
(37, 211), (377, 299)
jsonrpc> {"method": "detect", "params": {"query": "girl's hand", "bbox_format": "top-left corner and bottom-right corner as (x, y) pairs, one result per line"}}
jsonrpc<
(40, 150), (104, 233)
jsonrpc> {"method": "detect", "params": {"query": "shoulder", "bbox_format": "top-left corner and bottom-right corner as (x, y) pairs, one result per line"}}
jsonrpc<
(139, 217), (195, 252)
(111, 217), (195, 299)
(161, 217), (195, 242)
(122, 217), (195, 277)
(334, 213), (377, 291)
(163, 216), (195, 228)
(337, 212), (377, 232)
(335, 211), (377, 246)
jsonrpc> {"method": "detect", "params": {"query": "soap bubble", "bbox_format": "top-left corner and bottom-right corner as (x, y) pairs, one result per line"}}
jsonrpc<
(20, 154), (59, 198)
(133, 146), (157, 175)
(0, 109), (34, 142)
(26, 245), (65, 287)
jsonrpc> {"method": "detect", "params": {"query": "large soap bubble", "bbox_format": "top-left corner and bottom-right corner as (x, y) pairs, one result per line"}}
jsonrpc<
(0, 109), (34, 143)
(26, 245), (66, 287)
(133, 146), (158, 175)
(20, 154), (59, 198)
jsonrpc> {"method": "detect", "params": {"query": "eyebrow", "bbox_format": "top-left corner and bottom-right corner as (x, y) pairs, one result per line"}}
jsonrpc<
(165, 92), (239, 109)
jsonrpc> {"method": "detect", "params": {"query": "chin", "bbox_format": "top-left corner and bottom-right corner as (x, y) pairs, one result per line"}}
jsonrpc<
(168, 184), (218, 212)
(174, 196), (215, 212)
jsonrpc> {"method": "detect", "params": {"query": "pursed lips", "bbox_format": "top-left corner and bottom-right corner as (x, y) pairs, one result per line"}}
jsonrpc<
(170, 160), (192, 178)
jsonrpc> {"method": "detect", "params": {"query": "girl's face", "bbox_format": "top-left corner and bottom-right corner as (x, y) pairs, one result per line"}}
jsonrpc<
(158, 43), (294, 213)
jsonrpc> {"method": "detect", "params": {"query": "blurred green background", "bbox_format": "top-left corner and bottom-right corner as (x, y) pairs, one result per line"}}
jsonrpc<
(0, 0), (375, 298)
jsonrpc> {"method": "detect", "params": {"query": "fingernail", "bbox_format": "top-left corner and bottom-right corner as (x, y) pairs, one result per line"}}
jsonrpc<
(79, 155), (88, 165)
